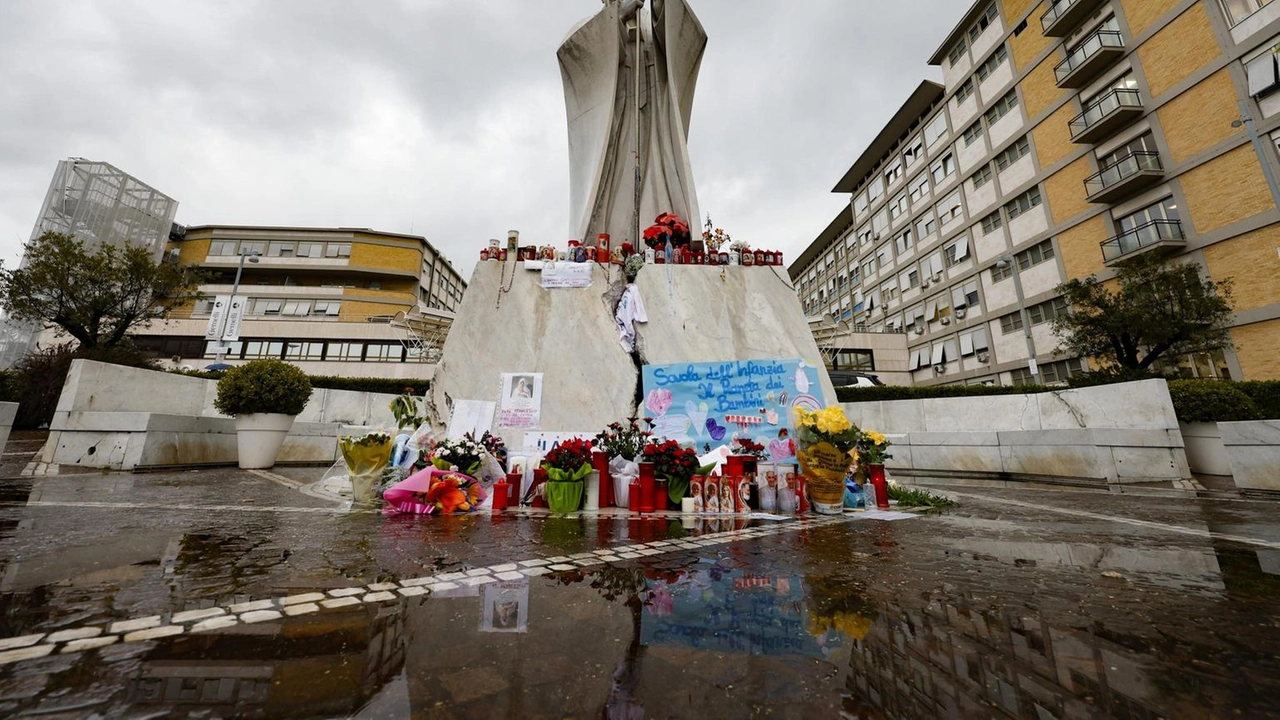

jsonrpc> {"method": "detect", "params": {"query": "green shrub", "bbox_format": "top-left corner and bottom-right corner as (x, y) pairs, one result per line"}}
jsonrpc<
(180, 368), (426, 397)
(1237, 380), (1280, 420)
(1167, 380), (1260, 423)
(214, 359), (313, 416)
(836, 383), (1051, 403)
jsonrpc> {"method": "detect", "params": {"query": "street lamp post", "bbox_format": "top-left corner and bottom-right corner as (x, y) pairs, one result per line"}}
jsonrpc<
(214, 250), (259, 364)
(998, 254), (1040, 384)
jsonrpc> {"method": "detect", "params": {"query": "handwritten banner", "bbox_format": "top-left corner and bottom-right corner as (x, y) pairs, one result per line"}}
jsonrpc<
(640, 358), (827, 462)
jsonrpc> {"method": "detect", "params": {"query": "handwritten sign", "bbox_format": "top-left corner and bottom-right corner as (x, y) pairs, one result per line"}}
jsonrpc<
(641, 358), (827, 461)
(540, 262), (592, 289)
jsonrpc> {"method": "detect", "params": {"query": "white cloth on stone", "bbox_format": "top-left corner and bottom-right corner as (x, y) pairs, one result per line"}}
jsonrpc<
(615, 283), (648, 353)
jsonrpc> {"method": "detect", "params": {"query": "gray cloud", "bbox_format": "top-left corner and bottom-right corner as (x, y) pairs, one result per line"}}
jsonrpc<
(0, 0), (963, 278)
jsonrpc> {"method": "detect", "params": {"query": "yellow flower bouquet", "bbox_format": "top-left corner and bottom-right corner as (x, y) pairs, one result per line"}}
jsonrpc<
(793, 406), (862, 515)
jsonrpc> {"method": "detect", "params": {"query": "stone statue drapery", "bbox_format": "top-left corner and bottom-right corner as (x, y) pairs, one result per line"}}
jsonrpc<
(558, 0), (706, 246)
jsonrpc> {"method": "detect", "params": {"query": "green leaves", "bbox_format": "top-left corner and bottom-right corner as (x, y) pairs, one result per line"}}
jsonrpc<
(213, 359), (313, 416)
(0, 232), (204, 350)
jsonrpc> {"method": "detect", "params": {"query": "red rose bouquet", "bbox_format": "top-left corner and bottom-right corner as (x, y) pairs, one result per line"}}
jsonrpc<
(642, 440), (714, 505)
(541, 437), (595, 483)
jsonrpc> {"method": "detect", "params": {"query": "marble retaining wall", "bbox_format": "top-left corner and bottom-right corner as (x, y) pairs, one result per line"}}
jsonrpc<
(842, 379), (1191, 485)
(0, 402), (16, 455)
(1221, 420), (1280, 493)
(43, 360), (400, 470)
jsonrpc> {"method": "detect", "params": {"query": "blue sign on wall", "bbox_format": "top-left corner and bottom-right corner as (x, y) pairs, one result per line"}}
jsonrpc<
(640, 358), (828, 462)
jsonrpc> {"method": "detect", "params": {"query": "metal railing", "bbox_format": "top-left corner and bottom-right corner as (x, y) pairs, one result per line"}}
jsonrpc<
(1069, 88), (1142, 138)
(1100, 219), (1185, 262)
(1085, 151), (1164, 197)
(1040, 0), (1102, 33)
(1054, 29), (1124, 83)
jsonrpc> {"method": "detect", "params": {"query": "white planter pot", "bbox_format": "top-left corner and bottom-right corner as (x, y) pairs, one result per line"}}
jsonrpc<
(1180, 422), (1232, 476)
(234, 413), (296, 469)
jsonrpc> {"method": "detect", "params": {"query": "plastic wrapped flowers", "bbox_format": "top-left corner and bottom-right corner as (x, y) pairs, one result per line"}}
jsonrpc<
(383, 466), (489, 516)
(339, 431), (395, 506)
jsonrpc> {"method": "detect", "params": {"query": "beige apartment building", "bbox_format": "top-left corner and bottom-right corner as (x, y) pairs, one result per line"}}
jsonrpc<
(793, 0), (1280, 386)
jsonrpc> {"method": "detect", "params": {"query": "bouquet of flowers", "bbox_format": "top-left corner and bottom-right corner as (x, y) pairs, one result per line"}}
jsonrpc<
(541, 437), (595, 513)
(702, 225), (731, 253)
(382, 467), (488, 516)
(642, 212), (692, 249)
(474, 431), (507, 469)
(430, 437), (484, 476)
(793, 406), (862, 515)
(339, 431), (394, 505)
(595, 417), (653, 462)
(642, 440), (712, 505)
(541, 437), (595, 482)
(857, 429), (893, 465)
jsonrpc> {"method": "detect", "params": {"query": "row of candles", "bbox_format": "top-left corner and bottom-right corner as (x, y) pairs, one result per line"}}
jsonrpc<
(488, 450), (808, 514)
(478, 231), (785, 268)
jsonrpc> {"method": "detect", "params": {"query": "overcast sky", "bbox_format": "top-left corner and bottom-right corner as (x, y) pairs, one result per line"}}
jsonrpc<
(0, 1), (962, 280)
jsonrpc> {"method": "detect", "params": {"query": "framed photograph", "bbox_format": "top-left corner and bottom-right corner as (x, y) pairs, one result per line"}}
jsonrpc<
(505, 451), (540, 499)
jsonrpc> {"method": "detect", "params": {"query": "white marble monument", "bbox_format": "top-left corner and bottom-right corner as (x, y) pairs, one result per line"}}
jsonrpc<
(558, 0), (706, 246)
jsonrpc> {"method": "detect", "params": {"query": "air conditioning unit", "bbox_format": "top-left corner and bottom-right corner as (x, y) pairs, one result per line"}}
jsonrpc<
(913, 326), (925, 335)
(955, 308), (967, 320)
(932, 273), (943, 283)
(933, 364), (946, 374)
(940, 316), (952, 325)
(977, 352), (990, 363)
(920, 279), (930, 289)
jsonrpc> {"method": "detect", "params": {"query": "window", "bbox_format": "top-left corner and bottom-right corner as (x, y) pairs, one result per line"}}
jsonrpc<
(243, 341), (284, 359)
(926, 293), (952, 323)
(882, 281), (900, 304)
(1004, 186), (1042, 220)
(971, 164), (994, 189)
(209, 240), (237, 256)
(872, 209), (889, 237)
(1012, 358), (1085, 385)
(979, 209), (1003, 234)
(931, 153), (957, 184)
(365, 343), (405, 362)
(328, 342), (364, 361)
(924, 113), (949, 147)
(876, 243), (893, 269)
(975, 44), (1009, 83)
(281, 300), (310, 316)
(267, 242), (295, 257)
(902, 268), (921, 290)
(192, 299), (216, 315)
(889, 192), (909, 221)
(853, 193), (869, 216)
(1028, 297), (1069, 325)
(904, 136), (925, 166)
(325, 243), (352, 258)
(938, 190), (964, 225)
(947, 39), (968, 67)
(1221, 0), (1275, 26)
(885, 160), (904, 185)
(916, 213), (939, 240)
(962, 121), (985, 147)
(952, 279), (980, 308)
(252, 299), (283, 315)
(1000, 311), (1024, 333)
(830, 349), (876, 372)
(969, 3), (998, 42)
(204, 341), (243, 359)
(909, 174), (930, 204)
(296, 242), (323, 258)
(945, 234), (971, 265)
(895, 228), (914, 255)
(285, 342), (325, 361)
(991, 261), (1013, 283)
(1116, 196), (1179, 234)
(240, 241), (267, 256)
(995, 135), (1031, 170)
(1096, 132), (1158, 170)
(960, 327), (990, 356)
(983, 89), (1019, 126)
(862, 257), (877, 277)
(956, 79), (976, 104)
(1016, 238), (1056, 270)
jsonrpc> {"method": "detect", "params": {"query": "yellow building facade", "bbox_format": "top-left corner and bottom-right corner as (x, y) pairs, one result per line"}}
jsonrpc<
(793, 0), (1280, 384)
(138, 226), (466, 379)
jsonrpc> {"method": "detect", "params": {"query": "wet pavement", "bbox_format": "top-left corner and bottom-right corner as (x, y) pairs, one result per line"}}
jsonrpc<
(0, 449), (1279, 718)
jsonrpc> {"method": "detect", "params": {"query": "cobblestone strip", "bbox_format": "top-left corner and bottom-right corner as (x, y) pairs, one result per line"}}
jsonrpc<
(0, 514), (853, 664)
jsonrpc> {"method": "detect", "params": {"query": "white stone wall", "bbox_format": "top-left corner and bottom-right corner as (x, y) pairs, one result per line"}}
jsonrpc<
(1221, 420), (1280, 492)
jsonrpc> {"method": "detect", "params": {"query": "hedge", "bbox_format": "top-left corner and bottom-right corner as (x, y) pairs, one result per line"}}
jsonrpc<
(1167, 380), (1261, 423)
(178, 369), (429, 396)
(1236, 380), (1280, 420)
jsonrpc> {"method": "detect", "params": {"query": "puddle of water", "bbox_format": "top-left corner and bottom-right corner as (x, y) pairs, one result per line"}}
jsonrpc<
(1, 518), (1280, 717)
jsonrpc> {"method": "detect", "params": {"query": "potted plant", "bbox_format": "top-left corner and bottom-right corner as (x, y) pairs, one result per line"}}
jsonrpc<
(214, 359), (313, 469)
(540, 437), (594, 513)
(642, 439), (705, 509)
(793, 406), (862, 515)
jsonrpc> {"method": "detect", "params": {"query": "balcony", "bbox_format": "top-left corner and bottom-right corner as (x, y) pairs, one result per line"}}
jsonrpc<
(1054, 29), (1125, 89)
(1101, 219), (1186, 265)
(1041, 0), (1106, 37)
(1069, 88), (1143, 144)
(1085, 152), (1165, 204)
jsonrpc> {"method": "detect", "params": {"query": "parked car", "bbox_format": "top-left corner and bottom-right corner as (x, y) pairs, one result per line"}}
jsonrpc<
(828, 371), (884, 388)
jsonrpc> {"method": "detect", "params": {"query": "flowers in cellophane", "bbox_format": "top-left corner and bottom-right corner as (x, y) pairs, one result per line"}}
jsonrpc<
(540, 437), (595, 482)
(642, 212), (692, 249)
(382, 467), (487, 516)
(793, 406), (863, 515)
(339, 431), (394, 505)
(431, 437), (484, 476)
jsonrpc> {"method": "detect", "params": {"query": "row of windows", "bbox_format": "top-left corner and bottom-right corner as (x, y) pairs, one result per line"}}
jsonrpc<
(209, 240), (352, 259)
(1011, 358), (1086, 386)
(999, 297), (1068, 334)
(203, 340), (418, 363)
(906, 326), (991, 370)
(946, 3), (998, 65)
(193, 298), (344, 317)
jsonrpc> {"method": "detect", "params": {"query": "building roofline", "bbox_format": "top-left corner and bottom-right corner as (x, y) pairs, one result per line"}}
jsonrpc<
(830, 80), (946, 195)
(787, 206), (855, 280)
(180, 224), (464, 277)
(927, 0), (992, 66)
